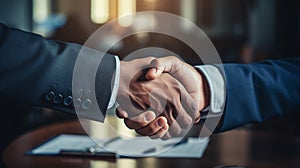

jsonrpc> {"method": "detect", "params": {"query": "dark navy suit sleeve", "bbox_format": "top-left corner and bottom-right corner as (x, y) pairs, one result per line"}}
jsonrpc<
(217, 57), (300, 132)
(0, 23), (116, 120)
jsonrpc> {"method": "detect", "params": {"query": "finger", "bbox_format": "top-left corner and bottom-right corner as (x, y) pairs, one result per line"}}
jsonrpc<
(149, 124), (169, 139)
(146, 56), (201, 105)
(149, 83), (195, 128)
(173, 82), (199, 124)
(135, 116), (168, 136)
(145, 56), (184, 80)
(148, 87), (168, 117)
(169, 92), (194, 129)
(145, 67), (158, 80)
(176, 81), (199, 123)
(117, 94), (144, 117)
(116, 107), (128, 118)
(175, 108), (193, 129)
(162, 131), (171, 140)
(159, 107), (183, 136)
(118, 92), (151, 118)
(168, 119), (182, 137)
(155, 109), (182, 136)
(124, 111), (156, 129)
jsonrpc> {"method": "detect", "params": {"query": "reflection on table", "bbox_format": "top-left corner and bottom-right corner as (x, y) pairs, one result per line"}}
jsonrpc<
(3, 115), (300, 168)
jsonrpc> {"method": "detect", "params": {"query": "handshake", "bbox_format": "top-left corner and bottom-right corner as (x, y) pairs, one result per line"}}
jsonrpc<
(116, 56), (210, 139)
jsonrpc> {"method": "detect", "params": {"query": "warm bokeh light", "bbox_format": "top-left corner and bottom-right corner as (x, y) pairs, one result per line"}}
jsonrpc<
(118, 0), (136, 27)
(91, 0), (109, 24)
(33, 0), (50, 23)
(180, 0), (196, 30)
(33, 0), (52, 36)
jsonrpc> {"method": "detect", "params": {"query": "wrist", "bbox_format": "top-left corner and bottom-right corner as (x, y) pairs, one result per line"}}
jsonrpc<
(117, 61), (128, 98)
(201, 72), (210, 109)
(195, 68), (210, 110)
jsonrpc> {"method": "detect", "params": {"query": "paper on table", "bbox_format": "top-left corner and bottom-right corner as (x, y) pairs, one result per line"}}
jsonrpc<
(28, 134), (209, 158)
(30, 134), (101, 155)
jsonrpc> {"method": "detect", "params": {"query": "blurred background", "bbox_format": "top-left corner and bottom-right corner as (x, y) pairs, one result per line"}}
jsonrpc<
(0, 0), (299, 163)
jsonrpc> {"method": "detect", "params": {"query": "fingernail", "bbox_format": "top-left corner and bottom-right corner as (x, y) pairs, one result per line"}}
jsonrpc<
(156, 118), (165, 127)
(153, 68), (158, 75)
(144, 112), (155, 122)
(119, 111), (128, 118)
(162, 124), (168, 130)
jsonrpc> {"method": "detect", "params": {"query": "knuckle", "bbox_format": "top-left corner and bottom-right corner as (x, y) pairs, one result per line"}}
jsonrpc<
(162, 133), (171, 140)
(135, 129), (148, 136)
(169, 56), (179, 61)
(182, 117), (192, 128)
(124, 123), (134, 130)
(169, 125), (182, 136)
(150, 134), (160, 139)
(148, 56), (156, 60)
(146, 125), (158, 133)
(151, 59), (160, 67)
(124, 119), (137, 129)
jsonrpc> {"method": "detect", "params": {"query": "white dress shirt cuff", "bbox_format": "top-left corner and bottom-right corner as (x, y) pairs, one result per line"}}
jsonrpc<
(195, 65), (225, 113)
(107, 56), (120, 109)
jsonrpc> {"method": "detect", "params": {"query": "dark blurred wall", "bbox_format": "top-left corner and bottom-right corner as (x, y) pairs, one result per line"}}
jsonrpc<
(0, 0), (33, 162)
(0, 0), (32, 30)
(249, 0), (300, 60)
(249, 0), (276, 57)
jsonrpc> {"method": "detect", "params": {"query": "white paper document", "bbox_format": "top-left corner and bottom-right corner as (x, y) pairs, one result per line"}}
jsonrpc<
(28, 134), (209, 158)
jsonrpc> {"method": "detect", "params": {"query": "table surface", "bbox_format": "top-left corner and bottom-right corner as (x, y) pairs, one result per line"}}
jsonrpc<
(3, 120), (300, 168)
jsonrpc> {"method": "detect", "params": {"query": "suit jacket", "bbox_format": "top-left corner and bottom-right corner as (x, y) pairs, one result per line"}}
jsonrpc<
(217, 57), (300, 131)
(0, 23), (116, 121)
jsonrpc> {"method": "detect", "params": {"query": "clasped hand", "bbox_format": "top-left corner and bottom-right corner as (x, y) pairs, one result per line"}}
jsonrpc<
(116, 56), (209, 139)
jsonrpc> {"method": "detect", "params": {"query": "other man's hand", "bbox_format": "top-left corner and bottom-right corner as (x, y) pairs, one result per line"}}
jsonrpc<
(117, 56), (210, 139)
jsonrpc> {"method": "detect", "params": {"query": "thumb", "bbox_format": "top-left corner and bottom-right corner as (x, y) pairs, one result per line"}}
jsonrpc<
(116, 107), (128, 118)
(145, 56), (201, 110)
(145, 56), (183, 80)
